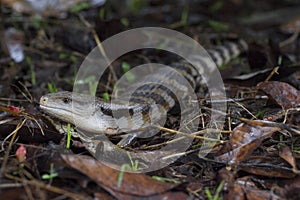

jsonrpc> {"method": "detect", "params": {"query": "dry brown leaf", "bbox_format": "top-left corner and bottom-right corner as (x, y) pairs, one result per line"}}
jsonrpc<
(224, 175), (281, 200)
(279, 146), (299, 173)
(240, 156), (296, 178)
(61, 154), (183, 199)
(216, 123), (279, 163)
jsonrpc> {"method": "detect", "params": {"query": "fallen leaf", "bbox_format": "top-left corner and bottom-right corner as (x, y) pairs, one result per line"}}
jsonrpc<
(240, 156), (296, 178)
(281, 176), (300, 199)
(61, 154), (181, 199)
(279, 146), (298, 173)
(257, 81), (300, 109)
(223, 175), (281, 200)
(216, 123), (279, 163)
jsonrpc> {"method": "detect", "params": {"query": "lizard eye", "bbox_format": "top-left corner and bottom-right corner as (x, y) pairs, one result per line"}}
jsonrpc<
(62, 97), (71, 104)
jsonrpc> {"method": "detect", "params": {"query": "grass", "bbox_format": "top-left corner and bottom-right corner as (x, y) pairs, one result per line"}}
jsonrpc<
(117, 152), (140, 187)
(88, 79), (98, 95)
(277, 134), (287, 147)
(151, 176), (180, 183)
(42, 163), (58, 180)
(70, 2), (90, 13)
(59, 52), (68, 59)
(70, 54), (78, 63)
(25, 56), (36, 86)
(32, 14), (43, 30)
(128, 0), (146, 14)
(59, 52), (78, 63)
(254, 108), (267, 119)
(66, 123), (71, 149)
(99, 7), (106, 20)
(102, 92), (110, 101)
(208, 20), (229, 32)
(74, 75), (98, 95)
(120, 17), (130, 27)
(169, 6), (189, 28)
(209, 0), (224, 13)
(47, 83), (58, 93)
(277, 55), (283, 66)
(121, 62), (135, 83)
(180, 6), (189, 26)
(205, 180), (225, 200)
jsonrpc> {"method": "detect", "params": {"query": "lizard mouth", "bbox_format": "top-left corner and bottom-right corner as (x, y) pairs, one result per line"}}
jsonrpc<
(39, 104), (69, 115)
(39, 99), (87, 119)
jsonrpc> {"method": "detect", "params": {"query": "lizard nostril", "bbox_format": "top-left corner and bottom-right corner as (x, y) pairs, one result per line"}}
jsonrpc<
(62, 97), (71, 104)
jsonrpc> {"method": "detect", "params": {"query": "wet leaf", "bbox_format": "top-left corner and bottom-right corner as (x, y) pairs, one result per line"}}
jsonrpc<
(225, 66), (300, 86)
(61, 154), (182, 199)
(240, 156), (295, 178)
(216, 123), (279, 163)
(257, 81), (300, 109)
(223, 175), (281, 200)
(281, 176), (300, 199)
(279, 146), (298, 173)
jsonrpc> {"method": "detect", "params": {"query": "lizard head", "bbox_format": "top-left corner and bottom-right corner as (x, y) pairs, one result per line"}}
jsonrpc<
(39, 91), (119, 134)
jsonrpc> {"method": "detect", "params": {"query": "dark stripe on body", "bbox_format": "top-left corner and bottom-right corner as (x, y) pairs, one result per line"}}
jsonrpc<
(101, 40), (247, 123)
(214, 47), (226, 62)
(223, 43), (234, 56)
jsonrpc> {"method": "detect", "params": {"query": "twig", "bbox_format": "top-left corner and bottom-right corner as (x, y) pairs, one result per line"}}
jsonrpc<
(240, 117), (300, 135)
(264, 66), (279, 82)
(233, 101), (257, 119)
(0, 118), (27, 177)
(283, 107), (300, 124)
(5, 174), (89, 200)
(139, 126), (225, 150)
(279, 30), (299, 48)
(78, 14), (118, 84)
(10, 81), (33, 103)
